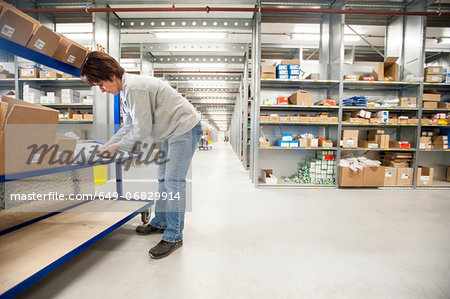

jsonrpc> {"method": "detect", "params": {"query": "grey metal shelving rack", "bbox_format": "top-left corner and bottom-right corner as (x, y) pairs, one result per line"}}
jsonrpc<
(242, 0), (450, 189)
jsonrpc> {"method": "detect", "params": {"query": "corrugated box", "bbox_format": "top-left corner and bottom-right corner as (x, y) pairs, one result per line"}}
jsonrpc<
(373, 57), (399, 81)
(263, 169), (277, 185)
(399, 97), (417, 108)
(438, 102), (450, 108)
(376, 134), (390, 148)
(314, 99), (335, 106)
(0, 96), (59, 175)
(26, 25), (61, 56)
(19, 67), (39, 78)
(269, 114), (279, 121)
(261, 65), (276, 79)
(260, 115), (269, 121)
(39, 70), (62, 78)
(281, 59), (300, 65)
(423, 102), (438, 109)
(447, 166), (450, 182)
(288, 91), (312, 106)
(319, 139), (333, 147)
(383, 167), (397, 186)
(417, 167), (434, 186)
(342, 130), (358, 148)
(397, 168), (413, 186)
(306, 73), (320, 80)
(362, 167), (385, 187)
(389, 141), (410, 149)
(359, 140), (378, 148)
(53, 36), (89, 68)
(425, 66), (444, 75)
(419, 137), (432, 149)
(339, 167), (363, 187)
(0, 2), (39, 46)
(423, 89), (441, 102)
(425, 75), (444, 83)
(368, 129), (385, 140)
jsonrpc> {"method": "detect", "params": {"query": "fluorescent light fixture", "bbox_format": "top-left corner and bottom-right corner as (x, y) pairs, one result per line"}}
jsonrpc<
(437, 37), (450, 44)
(176, 63), (227, 68)
(154, 32), (227, 39)
(291, 34), (318, 41)
(344, 35), (361, 42)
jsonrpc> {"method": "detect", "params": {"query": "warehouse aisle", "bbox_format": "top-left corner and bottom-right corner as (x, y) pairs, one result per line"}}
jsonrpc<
(19, 142), (450, 299)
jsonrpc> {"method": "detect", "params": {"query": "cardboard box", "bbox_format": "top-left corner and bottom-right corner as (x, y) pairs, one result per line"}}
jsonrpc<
(389, 141), (410, 149)
(425, 75), (444, 83)
(339, 167), (363, 187)
(83, 113), (93, 119)
(279, 115), (289, 122)
(281, 59), (300, 65)
(351, 110), (371, 119)
(419, 137), (432, 149)
(259, 139), (270, 147)
(314, 99), (335, 106)
(397, 168), (413, 186)
(26, 24), (62, 56)
(53, 36), (89, 69)
(373, 57), (399, 81)
(423, 89), (441, 102)
(425, 66), (444, 75)
(319, 139), (333, 147)
(368, 129), (385, 140)
(72, 113), (83, 120)
(376, 134), (390, 148)
(407, 118), (419, 124)
(370, 118), (382, 124)
(399, 97), (417, 108)
(447, 166), (450, 182)
(0, 96), (59, 175)
(362, 167), (385, 187)
(344, 74), (360, 81)
(417, 167), (434, 186)
(263, 169), (277, 185)
(54, 133), (78, 162)
(438, 102), (450, 108)
(299, 138), (308, 147)
(306, 73), (320, 80)
(277, 96), (288, 105)
(309, 138), (319, 148)
(19, 67), (39, 78)
(388, 118), (398, 124)
(423, 102), (438, 109)
(261, 65), (276, 79)
(269, 114), (279, 121)
(39, 71), (62, 78)
(376, 111), (389, 123)
(288, 115), (299, 122)
(289, 141), (299, 148)
(260, 115), (269, 121)
(342, 130), (358, 148)
(0, 3), (39, 46)
(359, 140), (378, 148)
(288, 91), (312, 106)
(383, 167), (397, 186)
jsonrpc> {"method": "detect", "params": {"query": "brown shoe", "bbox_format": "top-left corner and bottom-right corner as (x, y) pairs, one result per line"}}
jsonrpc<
(149, 240), (183, 259)
(135, 224), (164, 235)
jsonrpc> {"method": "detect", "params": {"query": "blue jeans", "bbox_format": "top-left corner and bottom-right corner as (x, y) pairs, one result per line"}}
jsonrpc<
(150, 122), (203, 242)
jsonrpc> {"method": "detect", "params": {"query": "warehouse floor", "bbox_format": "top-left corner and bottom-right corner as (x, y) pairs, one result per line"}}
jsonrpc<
(18, 142), (450, 299)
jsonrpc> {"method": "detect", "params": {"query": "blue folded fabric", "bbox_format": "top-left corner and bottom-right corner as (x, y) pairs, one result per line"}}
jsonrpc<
(343, 96), (368, 106)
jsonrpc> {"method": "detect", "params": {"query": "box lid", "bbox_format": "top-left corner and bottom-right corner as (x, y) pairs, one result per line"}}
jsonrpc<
(384, 57), (399, 64)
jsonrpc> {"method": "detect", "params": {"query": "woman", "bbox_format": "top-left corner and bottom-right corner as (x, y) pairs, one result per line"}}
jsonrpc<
(81, 51), (202, 259)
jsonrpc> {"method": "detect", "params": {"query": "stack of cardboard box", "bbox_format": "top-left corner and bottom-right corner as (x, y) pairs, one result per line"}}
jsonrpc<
(433, 135), (449, 149)
(341, 130), (359, 148)
(424, 66), (444, 83)
(422, 89), (441, 109)
(0, 2), (89, 68)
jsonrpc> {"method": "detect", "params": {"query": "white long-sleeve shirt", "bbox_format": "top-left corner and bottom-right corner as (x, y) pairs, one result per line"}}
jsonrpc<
(108, 73), (200, 149)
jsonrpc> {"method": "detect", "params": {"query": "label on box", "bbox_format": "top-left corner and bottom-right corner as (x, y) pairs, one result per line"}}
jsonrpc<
(21, 69), (35, 77)
(34, 39), (46, 50)
(401, 174), (409, 179)
(420, 176), (430, 181)
(289, 69), (300, 75)
(1, 25), (15, 38)
(67, 55), (76, 63)
(385, 172), (392, 178)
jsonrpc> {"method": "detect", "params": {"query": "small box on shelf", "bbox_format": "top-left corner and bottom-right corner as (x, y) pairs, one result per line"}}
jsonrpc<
(399, 97), (417, 108)
(425, 75), (444, 83)
(261, 65), (276, 79)
(425, 66), (444, 75)
(417, 167), (434, 186)
(373, 57), (399, 81)
(423, 89), (441, 102)
(288, 91), (312, 106)
(383, 167), (397, 186)
(39, 70), (62, 78)
(19, 67), (40, 78)
(341, 130), (358, 148)
(263, 169), (278, 185)
(397, 168), (413, 186)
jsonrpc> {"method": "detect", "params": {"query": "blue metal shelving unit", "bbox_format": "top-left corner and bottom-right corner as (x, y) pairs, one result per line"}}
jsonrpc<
(0, 37), (152, 298)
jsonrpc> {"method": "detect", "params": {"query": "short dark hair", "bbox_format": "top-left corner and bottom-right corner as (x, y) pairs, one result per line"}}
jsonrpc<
(80, 51), (125, 84)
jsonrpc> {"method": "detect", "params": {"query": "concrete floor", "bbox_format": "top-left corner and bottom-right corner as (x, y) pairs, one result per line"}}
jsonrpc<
(19, 142), (450, 299)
